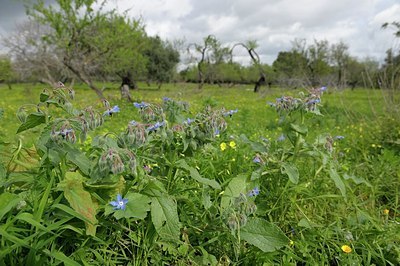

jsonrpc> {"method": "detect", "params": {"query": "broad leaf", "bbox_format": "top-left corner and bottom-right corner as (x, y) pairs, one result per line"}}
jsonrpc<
(17, 112), (46, 133)
(290, 123), (308, 135)
(151, 196), (181, 241)
(329, 168), (346, 199)
(220, 174), (247, 210)
(176, 159), (221, 189)
(64, 143), (91, 175)
(241, 217), (289, 252)
(0, 192), (20, 220)
(281, 163), (299, 184)
(58, 172), (98, 236)
(105, 192), (151, 220)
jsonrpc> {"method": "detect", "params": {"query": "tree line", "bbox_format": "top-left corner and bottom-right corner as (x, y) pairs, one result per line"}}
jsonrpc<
(0, 0), (399, 98)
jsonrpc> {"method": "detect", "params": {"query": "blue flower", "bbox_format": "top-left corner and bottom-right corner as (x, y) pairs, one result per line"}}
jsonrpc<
(277, 134), (285, 141)
(335, 135), (345, 140)
(129, 120), (138, 126)
(110, 194), (128, 210)
(186, 118), (194, 124)
(147, 121), (165, 132)
(248, 187), (260, 197)
(223, 109), (238, 117)
(103, 105), (120, 116)
(133, 101), (149, 109)
(306, 98), (320, 105)
(253, 155), (261, 163)
(214, 129), (220, 136)
(320, 86), (327, 92)
(162, 97), (171, 102)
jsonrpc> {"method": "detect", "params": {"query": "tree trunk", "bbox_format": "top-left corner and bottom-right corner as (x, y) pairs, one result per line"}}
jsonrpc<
(120, 75), (134, 102)
(254, 75), (265, 93)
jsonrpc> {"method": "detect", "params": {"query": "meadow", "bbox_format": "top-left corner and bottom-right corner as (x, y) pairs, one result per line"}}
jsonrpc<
(0, 82), (399, 265)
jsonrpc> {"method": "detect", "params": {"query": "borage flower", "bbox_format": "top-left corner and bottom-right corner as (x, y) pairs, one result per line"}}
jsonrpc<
(223, 109), (238, 117)
(103, 105), (120, 116)
(147, 121), (165, 132)
(133, 101), (149, 109)
(247, 187), (260, 197)
(110, 194), (128, 210)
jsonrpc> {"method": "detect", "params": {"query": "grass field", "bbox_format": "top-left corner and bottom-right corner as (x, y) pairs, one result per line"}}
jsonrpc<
(0, 82), (399, 265)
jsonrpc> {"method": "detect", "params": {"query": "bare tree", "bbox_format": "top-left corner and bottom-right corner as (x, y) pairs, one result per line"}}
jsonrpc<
(231, 40), (266, 92)
(2, 20), (67, 86)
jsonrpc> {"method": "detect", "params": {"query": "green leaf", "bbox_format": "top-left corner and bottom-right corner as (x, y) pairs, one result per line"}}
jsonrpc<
(176, 159), (221, 189)
(43, 249), (81, 266)
(241, 217), (289, 252)
(343, 173), (372, 187)
(17, 112), (46, 133)
(58, 172), (98, 236)
(39, 91), (50, 102)
(105, 192), (151, 220)
(290, 123), (308, 135)
(0, 192), (20, 220)
(329, 168), (346, 199)
(64, 144), (91, 175)
(220, 174), (247, 210)
(281, 162), (299, 184)
(151, 196), (181, 241)
(16, 212), (51, 233)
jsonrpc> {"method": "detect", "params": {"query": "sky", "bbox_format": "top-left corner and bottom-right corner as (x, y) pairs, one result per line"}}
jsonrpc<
(1, 0), (400, 65)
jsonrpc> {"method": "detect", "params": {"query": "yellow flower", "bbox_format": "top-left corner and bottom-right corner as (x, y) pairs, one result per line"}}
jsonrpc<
(341, 245), (352, 253)
(220, 142), (227, 151)
(229, 141), (236, 149)
(289, 240), (294, 246)
(383, 209), (389, 215)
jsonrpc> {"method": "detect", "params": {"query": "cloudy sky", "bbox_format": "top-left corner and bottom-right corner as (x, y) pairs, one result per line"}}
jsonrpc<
(1, 0), (400, 64)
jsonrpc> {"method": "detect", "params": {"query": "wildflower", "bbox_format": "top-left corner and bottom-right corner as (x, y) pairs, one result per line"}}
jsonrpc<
(220, 142), (227, 151)
(129, 120), (138, 126)
(185, 118), (194, 124)
(383, 209), (389, 215)
(253, 155), (262, 163)
(143, 165), (152, 173)
(133, 101), (149, 109)
(247, 187), (260, 197)
(223, 109), (238, 117)
(289, 240), (294, 246)
(147, 121), (165, 132)
(162, 97), (171, 102)
(110, 194), (128, 210)
(103, 105), (120, 116)
(229, 141), (236, 149)
(335, 135), (345, 140)
(267, 102), (276, 107)
(277, 134), (285, 142)
(341, 245), (352, 253)
(215, 129), (220, 136)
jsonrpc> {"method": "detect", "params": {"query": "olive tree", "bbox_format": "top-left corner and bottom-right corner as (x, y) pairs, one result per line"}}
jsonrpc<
(25, 0), (147, 99)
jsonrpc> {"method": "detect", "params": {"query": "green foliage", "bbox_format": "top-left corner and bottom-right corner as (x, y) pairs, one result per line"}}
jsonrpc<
(0, 83), (399, 265)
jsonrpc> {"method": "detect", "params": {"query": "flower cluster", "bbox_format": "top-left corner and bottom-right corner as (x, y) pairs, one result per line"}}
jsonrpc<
(220, 141), (236, 151)
(50, 123), (76, 144)
(227, 192), (258, 231)
(99, 149), (136, 175)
